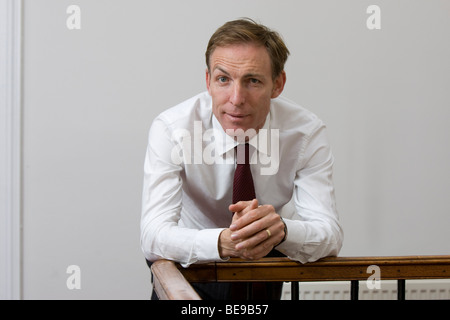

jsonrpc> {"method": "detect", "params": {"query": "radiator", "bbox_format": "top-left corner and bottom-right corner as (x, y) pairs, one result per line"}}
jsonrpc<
(281, 279), (450, 300)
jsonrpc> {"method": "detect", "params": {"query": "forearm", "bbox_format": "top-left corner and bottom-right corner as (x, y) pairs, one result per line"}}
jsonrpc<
(141, 213), (226, 267)
(141, 118), (228, 267)
(274, 216), (343, 263)
(277, 120), (343, 262)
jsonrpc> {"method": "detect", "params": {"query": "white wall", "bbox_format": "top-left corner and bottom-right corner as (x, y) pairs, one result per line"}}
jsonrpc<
(19, 0), (450, 299)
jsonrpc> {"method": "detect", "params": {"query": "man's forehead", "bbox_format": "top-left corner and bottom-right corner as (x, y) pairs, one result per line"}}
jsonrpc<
(210, 44), (271, 75)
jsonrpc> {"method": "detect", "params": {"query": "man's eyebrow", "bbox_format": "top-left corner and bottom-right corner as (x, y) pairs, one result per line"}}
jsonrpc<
(213, 66), (265, 79)
(213, 66), (231, 76)
(243, 73), (264, 79)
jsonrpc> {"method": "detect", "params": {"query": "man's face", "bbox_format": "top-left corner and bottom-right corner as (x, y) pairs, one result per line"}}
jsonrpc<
(206, 43), (286, 137)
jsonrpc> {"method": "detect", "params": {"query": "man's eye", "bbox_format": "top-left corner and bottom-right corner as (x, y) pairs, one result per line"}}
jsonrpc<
(250, 78), (260, 84)
(218, 76), (228, 83)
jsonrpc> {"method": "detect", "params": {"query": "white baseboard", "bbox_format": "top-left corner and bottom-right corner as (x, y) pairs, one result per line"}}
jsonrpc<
(282, 279), (450, 300)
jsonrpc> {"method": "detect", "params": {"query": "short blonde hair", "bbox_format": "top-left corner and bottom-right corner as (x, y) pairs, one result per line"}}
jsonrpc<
(205, 18), (290, 79)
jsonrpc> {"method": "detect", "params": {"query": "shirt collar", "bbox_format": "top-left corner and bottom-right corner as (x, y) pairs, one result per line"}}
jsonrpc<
(211, 108), (272, 157)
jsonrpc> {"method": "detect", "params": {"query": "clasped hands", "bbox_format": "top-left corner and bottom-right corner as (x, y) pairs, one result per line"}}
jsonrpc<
(219, 199), (286, 260)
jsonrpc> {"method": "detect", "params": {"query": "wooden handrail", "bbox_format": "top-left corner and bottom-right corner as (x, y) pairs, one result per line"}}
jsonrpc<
(151, 255), (450, 300)
(179, 255), (450, 282)
(151, 259), (201, 300)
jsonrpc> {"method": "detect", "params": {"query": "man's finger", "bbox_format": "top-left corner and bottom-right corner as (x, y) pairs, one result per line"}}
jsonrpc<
(229, 199), (259, 231)
(234, 215), (284, 247)
(231, 204), (276, 233)
(229, 199), (258, 215)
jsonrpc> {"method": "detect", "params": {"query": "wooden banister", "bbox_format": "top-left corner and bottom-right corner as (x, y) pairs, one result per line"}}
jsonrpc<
(150, 259), (201, 300)
(151, 255), (450, 300)
(179, 255), (450, 282)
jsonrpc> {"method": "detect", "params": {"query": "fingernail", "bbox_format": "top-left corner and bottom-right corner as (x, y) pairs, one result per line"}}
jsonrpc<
(231, 232), (238, 240)
(230, 224), (236, 230)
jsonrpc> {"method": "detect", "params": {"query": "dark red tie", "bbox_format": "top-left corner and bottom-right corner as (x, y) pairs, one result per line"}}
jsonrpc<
(230, 145), (285, 299)
(232, 144), (256, 204)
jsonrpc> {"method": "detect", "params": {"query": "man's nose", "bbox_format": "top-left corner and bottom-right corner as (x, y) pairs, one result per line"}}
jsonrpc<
(229, 83), (246, 106)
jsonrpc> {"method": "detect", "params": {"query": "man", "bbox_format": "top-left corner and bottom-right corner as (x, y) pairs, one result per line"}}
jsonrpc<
(141, 18), (343, 299)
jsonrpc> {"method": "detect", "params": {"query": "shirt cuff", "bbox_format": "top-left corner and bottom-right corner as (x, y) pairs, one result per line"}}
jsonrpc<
(194, 228), (228, 264)
(274, 218), (308, 262)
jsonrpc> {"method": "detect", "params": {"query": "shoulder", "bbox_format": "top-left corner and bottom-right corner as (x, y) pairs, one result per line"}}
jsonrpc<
(271, 95), (324, 133)
(153, 91), (212, 130)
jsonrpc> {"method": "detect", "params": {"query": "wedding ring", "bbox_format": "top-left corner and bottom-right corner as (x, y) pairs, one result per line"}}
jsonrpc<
(266, 229), (271, 238)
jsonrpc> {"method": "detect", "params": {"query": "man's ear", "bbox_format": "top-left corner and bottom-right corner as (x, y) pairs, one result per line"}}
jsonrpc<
(271, 71), (286, 99)
(206, 68), (211, 94)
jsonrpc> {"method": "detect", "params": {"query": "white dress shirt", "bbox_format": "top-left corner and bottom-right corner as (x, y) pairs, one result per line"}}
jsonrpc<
(141, 91), (343, 267)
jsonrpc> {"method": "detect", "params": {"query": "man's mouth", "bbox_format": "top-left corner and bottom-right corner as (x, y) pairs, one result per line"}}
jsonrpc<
(225, 112), (249, 120)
